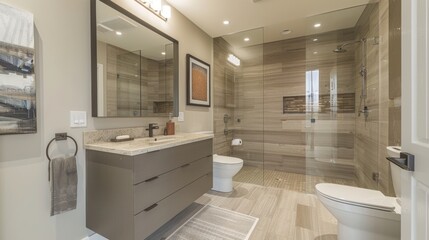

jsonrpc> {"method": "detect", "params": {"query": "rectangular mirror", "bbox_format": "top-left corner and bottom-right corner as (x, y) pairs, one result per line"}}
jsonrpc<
(91, 0), (178, 117)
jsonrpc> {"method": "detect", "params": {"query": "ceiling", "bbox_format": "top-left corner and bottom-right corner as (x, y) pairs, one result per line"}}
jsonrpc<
(167, 0), (371, 43)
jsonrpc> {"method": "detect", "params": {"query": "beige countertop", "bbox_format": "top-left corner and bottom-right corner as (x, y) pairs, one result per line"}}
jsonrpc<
(84, 132), (214, 156)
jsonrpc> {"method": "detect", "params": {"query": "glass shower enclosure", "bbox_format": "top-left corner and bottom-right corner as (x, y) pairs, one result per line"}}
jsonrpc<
(214, 2), (391, 195)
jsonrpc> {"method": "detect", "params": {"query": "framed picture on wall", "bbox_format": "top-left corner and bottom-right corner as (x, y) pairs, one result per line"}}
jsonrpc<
(0, 3), (37, 135)
(186, 54), (210, 107)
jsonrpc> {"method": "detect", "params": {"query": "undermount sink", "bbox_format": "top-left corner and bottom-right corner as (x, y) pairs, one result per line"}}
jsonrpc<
(135, 136), (181, 145)
(147, 138), (176, 144)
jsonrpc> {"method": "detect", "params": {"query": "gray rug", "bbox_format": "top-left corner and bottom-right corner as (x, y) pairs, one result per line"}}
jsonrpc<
(167, 205), (259, 240)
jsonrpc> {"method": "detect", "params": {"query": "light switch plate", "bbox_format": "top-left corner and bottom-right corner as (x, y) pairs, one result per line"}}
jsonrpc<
(70, 111), (87, 128)
(178, 112), (184, 122)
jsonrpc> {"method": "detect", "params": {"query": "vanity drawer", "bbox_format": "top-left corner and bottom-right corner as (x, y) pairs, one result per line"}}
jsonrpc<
(134, 173), (212, 240)
(133, 139), (212, 184)
(134, 155), (212, 214)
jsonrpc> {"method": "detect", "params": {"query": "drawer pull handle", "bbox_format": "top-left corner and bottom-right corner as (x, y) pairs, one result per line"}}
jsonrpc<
(144, 176), (159, 182)
(144, 203), (158, 212)
(181, 163), (190, 168)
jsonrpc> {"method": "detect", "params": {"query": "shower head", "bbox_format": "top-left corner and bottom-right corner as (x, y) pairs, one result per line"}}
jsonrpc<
(333, 39), (365, 53)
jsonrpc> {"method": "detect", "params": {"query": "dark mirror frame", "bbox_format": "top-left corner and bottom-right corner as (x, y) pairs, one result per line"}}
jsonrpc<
(90, 0), (179, 118)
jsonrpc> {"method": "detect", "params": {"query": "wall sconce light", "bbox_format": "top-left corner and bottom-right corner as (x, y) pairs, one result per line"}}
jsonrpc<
(135, 0), (171, 21)
(227, 54), (241, 66)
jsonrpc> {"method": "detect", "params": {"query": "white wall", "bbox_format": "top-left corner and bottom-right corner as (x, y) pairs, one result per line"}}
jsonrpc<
(0, 0), (213, 239)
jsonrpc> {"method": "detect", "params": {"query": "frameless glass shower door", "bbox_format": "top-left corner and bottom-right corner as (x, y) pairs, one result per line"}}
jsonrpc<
(213, 28), (265, 186)
(301, 27), (358, 193)
(115, 49), (141, 117)
(213, 2), (393, 197)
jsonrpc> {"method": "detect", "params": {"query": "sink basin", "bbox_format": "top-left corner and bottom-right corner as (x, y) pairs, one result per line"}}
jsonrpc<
(147, 138), (176, 144)
(135, 136), (181, 145)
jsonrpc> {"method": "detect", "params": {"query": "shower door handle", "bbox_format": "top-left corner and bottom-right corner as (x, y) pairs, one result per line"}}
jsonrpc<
(386, 152), (415, 171)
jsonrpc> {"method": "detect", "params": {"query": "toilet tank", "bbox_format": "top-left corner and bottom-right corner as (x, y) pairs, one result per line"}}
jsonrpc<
(387, 146), (402, 198)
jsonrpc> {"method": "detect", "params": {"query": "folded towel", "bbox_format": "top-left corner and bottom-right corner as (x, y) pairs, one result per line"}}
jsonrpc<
(50, 156), (77, 216)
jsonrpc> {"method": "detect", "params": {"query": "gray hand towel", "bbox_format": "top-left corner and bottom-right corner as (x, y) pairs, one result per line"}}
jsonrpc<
(50, 156), (77, 216)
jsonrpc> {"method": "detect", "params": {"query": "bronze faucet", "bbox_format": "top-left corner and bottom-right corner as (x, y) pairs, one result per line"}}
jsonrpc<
(146, 123), (159, 137)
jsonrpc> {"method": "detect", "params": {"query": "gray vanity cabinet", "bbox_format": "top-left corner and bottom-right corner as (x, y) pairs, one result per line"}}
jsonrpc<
(86, 139), (213, 240)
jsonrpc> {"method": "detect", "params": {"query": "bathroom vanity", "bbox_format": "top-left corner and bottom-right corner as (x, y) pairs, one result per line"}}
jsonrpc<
(85, 133), (213, 240)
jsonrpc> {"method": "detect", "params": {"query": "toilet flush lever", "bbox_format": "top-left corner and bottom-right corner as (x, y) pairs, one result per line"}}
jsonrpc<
(386, 152), (415, 171)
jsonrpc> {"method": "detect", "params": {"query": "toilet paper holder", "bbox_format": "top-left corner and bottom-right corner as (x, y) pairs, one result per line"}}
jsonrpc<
(231, 138), (242, 146)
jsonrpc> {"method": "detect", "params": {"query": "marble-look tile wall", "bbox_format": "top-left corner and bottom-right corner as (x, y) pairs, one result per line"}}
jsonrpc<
(105, 44), (141, 116)
(213, 2), (399, 193)
(213, 37), (237, 155)
(354, 2), (395, 196)
(232, 43), (264, 169)
(260, 29), (357, 179)
(389, 106), (401, 146)
(99, 41), (173, 117)
(142, 58), (174, 117)
(388, 0), (402, 148)
(214, 29), (358, 180)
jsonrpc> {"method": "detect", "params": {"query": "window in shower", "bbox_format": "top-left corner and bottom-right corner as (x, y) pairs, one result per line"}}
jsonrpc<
(306, 69), (320, 113)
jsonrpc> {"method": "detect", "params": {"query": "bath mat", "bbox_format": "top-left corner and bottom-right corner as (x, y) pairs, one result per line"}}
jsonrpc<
(167, 205), (259, 240)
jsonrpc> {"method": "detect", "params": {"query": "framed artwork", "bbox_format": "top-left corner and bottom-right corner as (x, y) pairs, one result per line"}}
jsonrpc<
(186, 54), (210, 107)
(0, 3), (36, 135)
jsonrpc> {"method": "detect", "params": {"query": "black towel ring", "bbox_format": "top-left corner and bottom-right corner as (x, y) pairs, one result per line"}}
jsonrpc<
(46, 133), (78, 181)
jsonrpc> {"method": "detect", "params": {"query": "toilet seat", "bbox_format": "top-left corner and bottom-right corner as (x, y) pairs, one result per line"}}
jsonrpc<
(213, 154), (243, 165)
(316, 183), (396, 212)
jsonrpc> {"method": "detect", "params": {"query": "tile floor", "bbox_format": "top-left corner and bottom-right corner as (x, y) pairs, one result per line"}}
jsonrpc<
(149, 166), (356, 239)
(234, 166), (357, 193)
(149, 180), (339, 240)
(196, 182), (338, 240)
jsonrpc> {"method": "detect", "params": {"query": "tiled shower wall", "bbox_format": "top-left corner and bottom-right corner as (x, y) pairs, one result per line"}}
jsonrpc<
(261, 29), (357, 179)
(213, 36), (264, 166)
(98, 41), (173, 117)
(354, 2), (396, 196)
(231, 43), (264, 169)
(213, 1), (400, 195)
(213, 37), (236, 156)
(214, 29), (359, 180)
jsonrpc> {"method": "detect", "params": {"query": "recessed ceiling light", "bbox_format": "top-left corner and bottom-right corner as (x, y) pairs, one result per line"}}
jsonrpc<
(161, 52), (166, 55)
(282, 29), (292, 35)
(314, 23), (321, 28)
(244, 37), (250, 42)
(313, 38), (318, 42)
(223, 20), (230, 25)
(115, 31), (122, 36)
(313, 51), (318, 54)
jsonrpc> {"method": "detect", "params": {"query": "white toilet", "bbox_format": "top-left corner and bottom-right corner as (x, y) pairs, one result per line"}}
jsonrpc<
(315, 146), (402, 240)
(212, 154), (243, 192)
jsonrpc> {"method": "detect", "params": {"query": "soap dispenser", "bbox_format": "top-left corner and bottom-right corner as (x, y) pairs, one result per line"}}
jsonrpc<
(166, 113), (175, 135)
